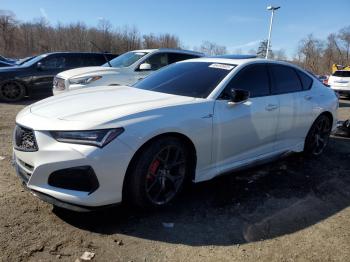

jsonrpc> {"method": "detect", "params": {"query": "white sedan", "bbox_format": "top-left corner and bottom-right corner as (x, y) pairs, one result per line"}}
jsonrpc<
(13, 57), (338, 211)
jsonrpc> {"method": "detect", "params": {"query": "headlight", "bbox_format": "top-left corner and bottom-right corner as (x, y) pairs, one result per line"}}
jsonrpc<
(50, 128), (124, 147)
(69, 76), (102, 85)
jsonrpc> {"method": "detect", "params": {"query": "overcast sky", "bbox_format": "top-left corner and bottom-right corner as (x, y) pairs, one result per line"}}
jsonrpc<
(2, 0), (350, 58)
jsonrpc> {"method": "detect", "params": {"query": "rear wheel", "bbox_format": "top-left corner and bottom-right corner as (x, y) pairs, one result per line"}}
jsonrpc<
(126, 137), (190, 209)
(304, 115), (332, 156)
(0, 81), (26, 102)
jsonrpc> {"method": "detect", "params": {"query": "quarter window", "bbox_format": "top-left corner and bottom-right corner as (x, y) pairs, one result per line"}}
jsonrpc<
(296, 69), (313, 90)
(221, 64), (270, 98)
(269, 64), (303, 94)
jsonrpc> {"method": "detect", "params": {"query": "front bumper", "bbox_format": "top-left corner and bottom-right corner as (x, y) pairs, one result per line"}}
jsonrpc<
(13, 129), (134, 210)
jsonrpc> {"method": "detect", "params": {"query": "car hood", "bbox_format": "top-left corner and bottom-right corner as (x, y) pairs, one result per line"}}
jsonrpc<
(57, 66), (128, 79)
(0, 65), (25, 72)
(17, 86), (196, 130)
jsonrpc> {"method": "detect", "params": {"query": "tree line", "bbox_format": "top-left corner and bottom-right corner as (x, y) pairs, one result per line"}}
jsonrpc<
(293, 27), (350, 74)
(1, 9), (349, 75)
(0, 10), (181, 57)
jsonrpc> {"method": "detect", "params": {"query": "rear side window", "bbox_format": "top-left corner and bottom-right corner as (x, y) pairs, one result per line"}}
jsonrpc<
(296, 69), (313, 90)
(269, 64), (303, 94)
(333, 71), (350, 77)
(222, 64), (270, 98)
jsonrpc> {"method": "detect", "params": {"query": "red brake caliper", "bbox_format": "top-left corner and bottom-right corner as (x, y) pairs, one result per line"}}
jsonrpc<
(147, 159), (160, 180)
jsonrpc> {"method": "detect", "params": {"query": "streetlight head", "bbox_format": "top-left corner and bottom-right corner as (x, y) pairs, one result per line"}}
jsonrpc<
(267, 6), (281, 11)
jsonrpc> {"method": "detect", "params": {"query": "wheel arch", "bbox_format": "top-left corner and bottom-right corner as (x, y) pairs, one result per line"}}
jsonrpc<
(319, 111), (333, 124)
(122, 132), (197, 200)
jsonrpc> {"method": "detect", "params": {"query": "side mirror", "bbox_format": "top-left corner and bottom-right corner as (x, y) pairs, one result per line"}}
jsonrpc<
(139, 63), (152, 71)
(228, 89), (250, 104)
(37, 62), (43, 70)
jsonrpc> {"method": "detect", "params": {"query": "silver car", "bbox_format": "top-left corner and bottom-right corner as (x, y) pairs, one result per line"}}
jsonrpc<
(53, 48), (203, 95)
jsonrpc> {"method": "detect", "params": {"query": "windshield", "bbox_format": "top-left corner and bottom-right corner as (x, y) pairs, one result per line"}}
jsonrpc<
(20, 54), (48, 67)
(333, 71), (350, 77)
(134, 62), (236, 98)
(102, 51), (148, 68)
(16, 56), (36, 65)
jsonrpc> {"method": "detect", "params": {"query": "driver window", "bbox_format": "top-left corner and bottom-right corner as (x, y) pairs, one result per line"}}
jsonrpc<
(40, 56), (66, 70)
(143, 53), (169, 70)
(221, 64), (270, 99)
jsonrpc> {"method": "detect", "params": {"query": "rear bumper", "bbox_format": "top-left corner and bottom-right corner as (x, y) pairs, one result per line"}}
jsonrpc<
(330, 85), (350, 94)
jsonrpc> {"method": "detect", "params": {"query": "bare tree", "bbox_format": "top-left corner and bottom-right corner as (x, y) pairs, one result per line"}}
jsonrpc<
(196, 41), (227, 56)
(339, 26), (350, 64)
(296, 34), (324, 73)
(0, 10), (18, 56)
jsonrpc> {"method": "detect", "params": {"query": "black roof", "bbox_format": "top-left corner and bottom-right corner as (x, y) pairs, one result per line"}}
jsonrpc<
(212, 54), (257, 59)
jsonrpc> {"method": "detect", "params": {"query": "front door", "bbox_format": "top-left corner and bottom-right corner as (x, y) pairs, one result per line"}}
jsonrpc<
(31, 55), (68, 94)
(212, 63), (279, 173)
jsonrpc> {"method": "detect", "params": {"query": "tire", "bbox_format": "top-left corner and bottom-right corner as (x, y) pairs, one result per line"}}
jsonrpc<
(0, 81), (26, 102)
(125, 137), (190, 209)
(304, 114), (332, 157)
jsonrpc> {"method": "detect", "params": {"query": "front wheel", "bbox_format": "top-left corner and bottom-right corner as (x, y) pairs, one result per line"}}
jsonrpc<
(304, 115), (332, 156)
(125, 137), (190, 209)
(0, 81), (26, 102)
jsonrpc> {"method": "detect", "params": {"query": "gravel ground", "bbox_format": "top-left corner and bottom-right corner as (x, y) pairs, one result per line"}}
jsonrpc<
(0, 98), (350, 262)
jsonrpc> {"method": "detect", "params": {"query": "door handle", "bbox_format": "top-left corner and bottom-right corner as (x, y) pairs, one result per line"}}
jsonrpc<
(265, 104), (278, 111)
(304, 95), (312, 101)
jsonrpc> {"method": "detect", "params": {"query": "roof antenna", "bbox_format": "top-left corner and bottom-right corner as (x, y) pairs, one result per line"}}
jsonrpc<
(90, 41), (112, 67)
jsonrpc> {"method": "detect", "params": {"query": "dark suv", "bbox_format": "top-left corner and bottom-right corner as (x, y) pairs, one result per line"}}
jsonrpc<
(0, 52), (118, 102)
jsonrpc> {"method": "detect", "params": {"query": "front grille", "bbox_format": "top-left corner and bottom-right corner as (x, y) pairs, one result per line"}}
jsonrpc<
(14, 125), (38, 152)
(53, 77), (65, 91)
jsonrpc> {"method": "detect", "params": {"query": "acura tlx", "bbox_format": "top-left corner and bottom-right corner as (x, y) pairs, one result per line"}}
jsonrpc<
(13, 56), (338, 211)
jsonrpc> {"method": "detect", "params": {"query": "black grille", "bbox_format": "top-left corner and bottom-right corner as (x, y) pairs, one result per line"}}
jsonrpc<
(14, 125), (38, 152)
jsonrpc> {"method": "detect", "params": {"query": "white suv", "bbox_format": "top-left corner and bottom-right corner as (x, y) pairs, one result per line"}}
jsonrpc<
(53, 48), (203, 95)
(328, 70), (350, 97)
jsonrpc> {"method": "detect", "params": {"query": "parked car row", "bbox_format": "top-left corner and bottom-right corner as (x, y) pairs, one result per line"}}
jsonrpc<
(0, 52), (118, 102)
(12, 55), (338, 211)
(0, 49), (204, 102)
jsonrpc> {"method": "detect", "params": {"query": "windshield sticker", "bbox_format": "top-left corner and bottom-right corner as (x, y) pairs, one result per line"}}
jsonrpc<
(209, 63), (234, 70)
(135, 52), (146, 56)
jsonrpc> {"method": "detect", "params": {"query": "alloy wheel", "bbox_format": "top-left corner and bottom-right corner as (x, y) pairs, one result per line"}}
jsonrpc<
(309, 116), (331, 156)
(145, 145), (186, 205)
(0, 82), (24, 101)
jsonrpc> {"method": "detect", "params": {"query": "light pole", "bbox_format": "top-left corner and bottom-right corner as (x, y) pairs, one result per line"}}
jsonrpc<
(266, 5), (280, 59)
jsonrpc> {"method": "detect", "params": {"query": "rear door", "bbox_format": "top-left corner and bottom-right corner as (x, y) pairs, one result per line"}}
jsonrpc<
(213, 63), (279, 172)
(268, 64), (310, 151)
